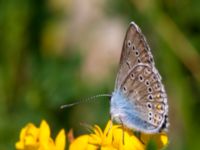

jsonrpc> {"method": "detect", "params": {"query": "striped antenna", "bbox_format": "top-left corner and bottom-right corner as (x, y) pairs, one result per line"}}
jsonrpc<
(60, 94), (112, 109)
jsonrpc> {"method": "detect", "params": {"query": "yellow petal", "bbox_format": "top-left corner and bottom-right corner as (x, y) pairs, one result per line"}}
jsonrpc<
(55, 129), (66, 150)
(15, 141), (24, 150)
(89, 124), (105, 145)
(26, 124), (39, 140)
(19, 127), (27, 141)
(159, 133), (168, 148)
(161, 134), (168, 144)
(102, 120), (113, 145)
(93, 125), (103, 138)
(38, 120), (52, 150)
(16, 127), (28, 149)
(69, 135), (97, 150)
(39, 120), (50, 142)
(15, 120), (67, 150)
(89, 134), (102, 145)
(141, 133), (168, 149)
(25, 135), (37, 146)
(112, 127), (144, 150)
(103, 120), (112, 136)
(16, 123), (39, 150)
(101, 146), (117, 150)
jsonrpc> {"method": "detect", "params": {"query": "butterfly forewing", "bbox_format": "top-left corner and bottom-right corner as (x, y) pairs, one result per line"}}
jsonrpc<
(115, 22), (154, 89)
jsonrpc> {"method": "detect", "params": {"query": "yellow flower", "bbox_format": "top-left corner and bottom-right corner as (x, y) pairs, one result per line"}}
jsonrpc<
(141, 132), (168, 149)
(69, 120), (168, 150)
(15, 120), (66, 150)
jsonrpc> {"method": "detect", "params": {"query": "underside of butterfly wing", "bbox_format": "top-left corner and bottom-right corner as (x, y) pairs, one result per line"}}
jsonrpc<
(115, 22), (154, 90)
(111, 22), (169, 133)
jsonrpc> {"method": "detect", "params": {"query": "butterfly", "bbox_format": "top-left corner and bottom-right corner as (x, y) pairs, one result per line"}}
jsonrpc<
(110, 21), (169, 133)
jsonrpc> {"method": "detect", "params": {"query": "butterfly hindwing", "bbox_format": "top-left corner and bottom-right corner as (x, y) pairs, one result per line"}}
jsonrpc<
(120, 64), (168, 128)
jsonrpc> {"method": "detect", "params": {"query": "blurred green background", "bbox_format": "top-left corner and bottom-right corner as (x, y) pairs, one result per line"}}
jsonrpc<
(1, 0), (200, 149)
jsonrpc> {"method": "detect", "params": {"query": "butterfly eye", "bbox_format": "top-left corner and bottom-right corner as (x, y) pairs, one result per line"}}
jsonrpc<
(137, 58), (141, 63)
(127, 40), (132, 48)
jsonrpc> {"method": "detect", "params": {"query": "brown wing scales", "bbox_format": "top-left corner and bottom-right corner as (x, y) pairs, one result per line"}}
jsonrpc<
(115, 22), (154, 89)
(120, 65), (168, 127)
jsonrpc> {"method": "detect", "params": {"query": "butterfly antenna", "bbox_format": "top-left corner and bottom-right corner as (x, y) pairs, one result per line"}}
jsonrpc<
(60, 94), (112, 109)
